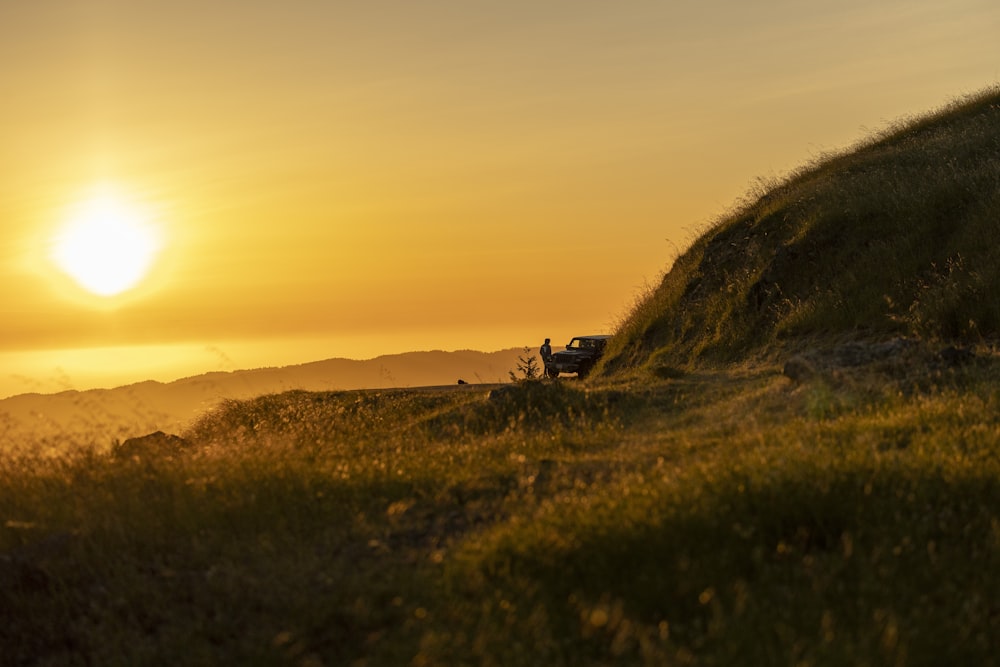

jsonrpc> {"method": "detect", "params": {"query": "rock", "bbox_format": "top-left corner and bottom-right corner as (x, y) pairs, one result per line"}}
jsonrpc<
(487, 386), (516, 403)
(829, 338), (916, 367)
(112, 431), (190, 460)
(784, 338), (919, 382)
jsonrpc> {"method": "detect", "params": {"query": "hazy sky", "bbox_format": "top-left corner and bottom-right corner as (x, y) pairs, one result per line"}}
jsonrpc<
(2, 1), (998, 395)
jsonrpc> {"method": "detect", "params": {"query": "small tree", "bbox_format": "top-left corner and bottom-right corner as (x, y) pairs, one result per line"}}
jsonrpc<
(508, 346), (541, 382)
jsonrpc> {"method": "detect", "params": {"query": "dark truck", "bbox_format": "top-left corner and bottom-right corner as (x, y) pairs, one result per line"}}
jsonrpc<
(545, 335), (611, 379)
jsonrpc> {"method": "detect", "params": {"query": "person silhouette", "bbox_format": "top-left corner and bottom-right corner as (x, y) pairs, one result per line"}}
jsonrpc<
(540, 338), (556, 378)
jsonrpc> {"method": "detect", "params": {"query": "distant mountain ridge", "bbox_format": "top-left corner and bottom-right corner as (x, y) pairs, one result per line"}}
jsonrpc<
(0, 348), (524, 449)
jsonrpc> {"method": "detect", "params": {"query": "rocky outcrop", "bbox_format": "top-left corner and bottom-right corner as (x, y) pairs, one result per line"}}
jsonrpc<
(111, 430), (190, 460)
(782, 338), (980, 383)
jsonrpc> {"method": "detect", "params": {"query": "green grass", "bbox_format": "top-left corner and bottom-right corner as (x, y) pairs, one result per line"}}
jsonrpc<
(4, 356), (1000, 665)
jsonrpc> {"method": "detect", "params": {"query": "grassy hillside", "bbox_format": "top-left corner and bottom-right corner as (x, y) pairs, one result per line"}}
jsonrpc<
(4, 358), (1000, 665)
(601, 87), (1000, 376)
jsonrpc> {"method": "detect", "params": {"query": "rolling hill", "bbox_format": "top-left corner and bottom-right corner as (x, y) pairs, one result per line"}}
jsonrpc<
(600, 86), (1000, 376)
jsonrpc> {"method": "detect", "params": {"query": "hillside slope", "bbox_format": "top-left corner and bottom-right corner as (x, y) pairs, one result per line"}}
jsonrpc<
(601, 87), (1000, 375)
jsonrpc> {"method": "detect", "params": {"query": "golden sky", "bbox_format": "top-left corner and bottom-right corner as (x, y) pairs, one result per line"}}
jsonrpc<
(2, 1), (999, 396)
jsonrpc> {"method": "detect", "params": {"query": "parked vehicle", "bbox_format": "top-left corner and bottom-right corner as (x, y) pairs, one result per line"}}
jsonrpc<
(545, 335), (611, 378)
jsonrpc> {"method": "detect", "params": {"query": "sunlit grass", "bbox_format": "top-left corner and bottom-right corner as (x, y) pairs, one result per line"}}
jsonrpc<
(3, 358), (1000, 665)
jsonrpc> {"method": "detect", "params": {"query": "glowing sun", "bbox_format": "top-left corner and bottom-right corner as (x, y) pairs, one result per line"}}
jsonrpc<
(52, 190), (162, 297)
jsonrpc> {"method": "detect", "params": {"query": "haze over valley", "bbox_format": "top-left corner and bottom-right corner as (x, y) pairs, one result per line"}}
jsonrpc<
(0, 348), (524, 448)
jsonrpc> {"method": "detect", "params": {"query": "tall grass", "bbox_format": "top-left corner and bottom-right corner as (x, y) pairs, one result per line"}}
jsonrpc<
(4, 358), (1000, 664)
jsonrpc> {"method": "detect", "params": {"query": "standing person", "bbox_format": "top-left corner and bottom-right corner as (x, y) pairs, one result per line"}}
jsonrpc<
(540, 338), (555, 378)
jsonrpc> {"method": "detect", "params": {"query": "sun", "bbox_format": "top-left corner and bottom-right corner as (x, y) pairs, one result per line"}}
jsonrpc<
(51, 189), (162, 297)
